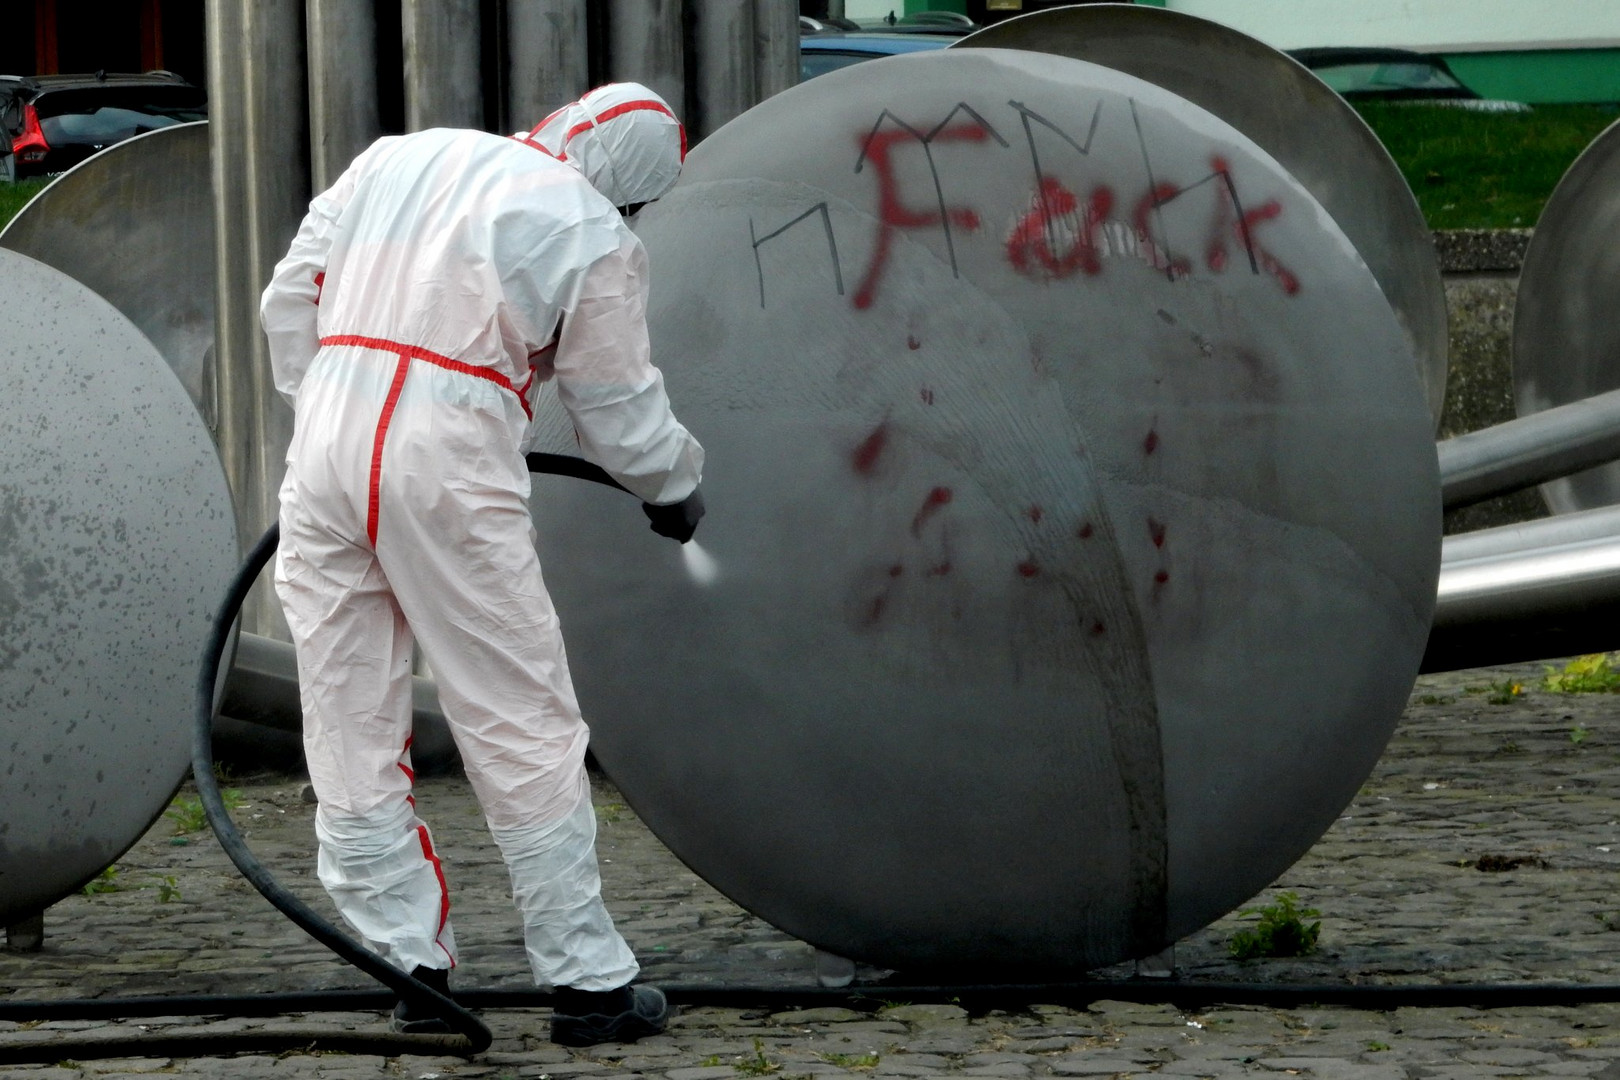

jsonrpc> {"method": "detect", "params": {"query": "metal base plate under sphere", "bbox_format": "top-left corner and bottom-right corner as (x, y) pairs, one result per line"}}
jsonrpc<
(0, 248), (238, 924)
(527, 48), (1440, 973)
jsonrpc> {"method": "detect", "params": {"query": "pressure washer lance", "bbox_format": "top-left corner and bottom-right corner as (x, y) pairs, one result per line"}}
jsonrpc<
(190, 453), (692, 1052)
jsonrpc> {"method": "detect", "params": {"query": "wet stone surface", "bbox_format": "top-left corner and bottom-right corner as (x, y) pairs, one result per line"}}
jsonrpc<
(7, 661), (1620, 1076)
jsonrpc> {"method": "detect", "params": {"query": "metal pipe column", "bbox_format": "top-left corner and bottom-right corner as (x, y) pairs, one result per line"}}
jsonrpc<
(306, 0), (380, 190)
(607, 0), (686, 120)
(208, 0), (309, 637)
(754, 0), (799, 102)
(507, 0), (590, 130)
(1438, 386), (1620, 510)
(691, 1), (755, 142)
(403, 0), (484, 131)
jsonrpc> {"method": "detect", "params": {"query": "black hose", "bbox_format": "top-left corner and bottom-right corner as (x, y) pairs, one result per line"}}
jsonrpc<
(176, 454), (636, 1055)
(525, 451), (632, 493)
(190, 520), (493, 1054)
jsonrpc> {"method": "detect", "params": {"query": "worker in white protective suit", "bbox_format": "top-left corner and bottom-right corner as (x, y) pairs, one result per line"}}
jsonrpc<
(261, 83), (705, 1048)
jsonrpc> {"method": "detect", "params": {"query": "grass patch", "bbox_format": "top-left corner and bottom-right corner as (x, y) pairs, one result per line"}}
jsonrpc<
(1355, 103), (1619, 229)
(167, 788), (244, 835)
(0, 177), (49, 229)
(1228, 891), (1321, 960)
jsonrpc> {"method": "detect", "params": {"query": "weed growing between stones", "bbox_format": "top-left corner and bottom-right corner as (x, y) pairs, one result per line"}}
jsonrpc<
(167, 788), (244, 834)
(153, 874), (182, 903)
(1228, 892), (1321, 960)
(818, 1051), (881, 1069)
(705, 1039), (782, 1076)
(79, 866), (121, 895)
(1485, 678), (1524, 705)
(1543, 653), (1620, 693)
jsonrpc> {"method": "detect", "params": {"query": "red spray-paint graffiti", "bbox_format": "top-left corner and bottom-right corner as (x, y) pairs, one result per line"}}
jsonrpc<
(854, 124), (988, 308)
(1006, 178), (1114, 280)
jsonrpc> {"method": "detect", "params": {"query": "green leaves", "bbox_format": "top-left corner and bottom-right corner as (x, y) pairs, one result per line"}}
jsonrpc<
(1228, 891), (1322, 960)
(1543, 653), (1620, 694)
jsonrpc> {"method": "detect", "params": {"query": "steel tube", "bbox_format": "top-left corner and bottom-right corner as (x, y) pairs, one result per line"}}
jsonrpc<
(753, 0), (799, 102)
(244, 0), (309, 637)
(1423, 530), (1620, 672)
(607, 0), (686, 117)
(1438, 386), (1620, 510)
(206, 0), (254, 532)
(403, 0), (483, 131)
(1442, 503), (1620, 564)
(691, 0), (755, 142)
(507, 0), (589, 129)
(306, 0), (380, 190)
(208, 0), (307, 639)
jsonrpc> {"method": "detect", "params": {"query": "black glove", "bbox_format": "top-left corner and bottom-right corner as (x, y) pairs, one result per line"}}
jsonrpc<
(642, 488), (705, 544)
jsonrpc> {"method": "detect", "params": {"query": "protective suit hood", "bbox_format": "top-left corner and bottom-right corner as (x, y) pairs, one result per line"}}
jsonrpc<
(518, 83), (686, 207)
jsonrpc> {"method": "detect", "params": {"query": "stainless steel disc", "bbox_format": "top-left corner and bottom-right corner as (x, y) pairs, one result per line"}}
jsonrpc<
(1513, 117), (1620, 513)
(954, 4), (1449, 428)
(0, 122), (215, 425)
(0, 248), (238, 924)
(529, 48), (1439, 971)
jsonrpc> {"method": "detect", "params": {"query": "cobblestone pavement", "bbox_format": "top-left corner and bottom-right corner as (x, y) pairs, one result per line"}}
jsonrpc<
(7, 663), (1620, 1078)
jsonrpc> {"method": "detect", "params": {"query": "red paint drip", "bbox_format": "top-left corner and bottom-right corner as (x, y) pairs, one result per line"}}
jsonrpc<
(907, 335), (922, 350)
(1089, 620), (1107, 636)
(888, 564), (904, 578)
(927, 562), (952, 577)
(910, 485), (953, 536)
(1017, 561), (1040, 578)
(852, 424), (889, 475)
(1026, 505), (1044, 524)
(1148, 518), (1167, 548)
(1077, 522), (1094, 540)
(1154, 570), (1170, 585)
(1143, 429), (1160, 456)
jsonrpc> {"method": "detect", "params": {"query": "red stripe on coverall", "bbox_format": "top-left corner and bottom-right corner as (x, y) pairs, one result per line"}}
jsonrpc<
(519, 98), (687, 161)
(416, 825), (455, 967)
(319, 334), (535, 547)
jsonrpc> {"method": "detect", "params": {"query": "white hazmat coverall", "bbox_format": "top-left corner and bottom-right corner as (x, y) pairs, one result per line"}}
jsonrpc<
(261, 84), (703, 990)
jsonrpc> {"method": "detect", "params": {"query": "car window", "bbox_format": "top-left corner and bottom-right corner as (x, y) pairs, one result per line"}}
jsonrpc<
(33, 85), (207, 123)
(1312, 61), (1466, 95)
(40, 106), (191, 145)
(801, 50), (878, 81)
(0, 94), (21, 137)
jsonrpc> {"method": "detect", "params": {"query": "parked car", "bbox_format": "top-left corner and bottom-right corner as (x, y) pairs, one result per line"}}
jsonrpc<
(0, 71), (207, 179)
(799, 30), (954, 82)
(1289, 48), (1528, 111)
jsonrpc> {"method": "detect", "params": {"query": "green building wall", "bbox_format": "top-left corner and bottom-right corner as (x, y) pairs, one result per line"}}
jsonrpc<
(1445, 50), (1620, 105)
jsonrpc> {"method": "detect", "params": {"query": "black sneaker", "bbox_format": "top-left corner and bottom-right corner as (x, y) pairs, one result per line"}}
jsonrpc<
(390, 965), (454, 1034)
(550, 984), (671, 1046)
